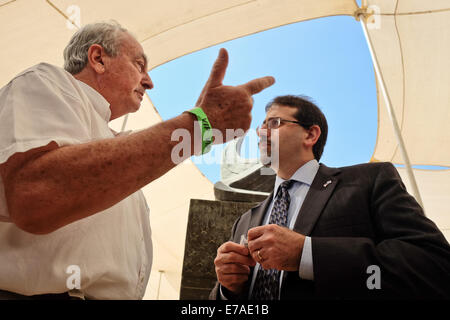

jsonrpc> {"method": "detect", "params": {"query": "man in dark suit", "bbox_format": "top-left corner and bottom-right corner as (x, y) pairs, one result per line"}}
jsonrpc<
(210, 95), (450, 300)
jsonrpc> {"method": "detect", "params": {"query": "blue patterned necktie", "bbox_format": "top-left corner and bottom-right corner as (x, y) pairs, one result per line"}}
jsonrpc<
(252, 180), (292, 300)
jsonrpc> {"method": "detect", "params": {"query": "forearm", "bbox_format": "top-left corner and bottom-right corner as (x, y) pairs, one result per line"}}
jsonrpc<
(6, 112), (195, 234)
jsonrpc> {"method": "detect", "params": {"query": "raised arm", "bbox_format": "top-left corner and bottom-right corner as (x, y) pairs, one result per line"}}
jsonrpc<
(0, 49), (275, 234)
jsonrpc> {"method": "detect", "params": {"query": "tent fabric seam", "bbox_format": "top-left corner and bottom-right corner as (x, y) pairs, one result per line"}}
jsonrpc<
(46, 0), (80, 30)
(139, 0), (257, 43)
(379, 8), (450, 16)
(390, 0), (406, 162)
(0, 0), (15, 9)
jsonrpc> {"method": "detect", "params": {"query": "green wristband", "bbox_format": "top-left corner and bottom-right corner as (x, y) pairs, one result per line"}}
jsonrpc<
(186, 107), (213, 154)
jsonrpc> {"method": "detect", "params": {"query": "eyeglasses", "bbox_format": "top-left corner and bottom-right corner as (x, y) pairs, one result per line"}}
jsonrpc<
(257, 117), (312, 131)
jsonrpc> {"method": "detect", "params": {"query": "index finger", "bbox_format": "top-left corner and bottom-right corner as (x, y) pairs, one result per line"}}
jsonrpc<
(240, 76), (275, 95)
(247, 225), (267, 241)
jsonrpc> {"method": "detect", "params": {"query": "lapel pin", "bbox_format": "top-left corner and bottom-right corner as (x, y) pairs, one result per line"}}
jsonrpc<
(323, 180), (332, 188)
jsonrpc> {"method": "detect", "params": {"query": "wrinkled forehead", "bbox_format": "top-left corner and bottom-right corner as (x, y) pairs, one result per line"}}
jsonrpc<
(118, 32), (147, 63)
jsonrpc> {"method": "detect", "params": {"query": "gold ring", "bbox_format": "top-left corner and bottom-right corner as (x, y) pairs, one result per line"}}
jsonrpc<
(257, 250), (263, 262)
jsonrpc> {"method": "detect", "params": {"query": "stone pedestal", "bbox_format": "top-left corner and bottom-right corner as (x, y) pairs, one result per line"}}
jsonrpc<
(179, 199), (258, 300)
(180, 162), (275, 299)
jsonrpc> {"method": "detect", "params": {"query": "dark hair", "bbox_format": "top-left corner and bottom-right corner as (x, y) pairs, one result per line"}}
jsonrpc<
(265, 95), (328, 160)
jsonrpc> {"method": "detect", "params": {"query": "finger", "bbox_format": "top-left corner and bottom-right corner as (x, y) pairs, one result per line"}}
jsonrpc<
(216, 252), (255, 267)
(247, 225), (268, 241)
(251, 250), (262, 264)
(259, 261), (275, 271)
(220, 273), (249, 285)
(218, 263), (251, 275)
(218, 241), (249, 256)
(206, 48), (229, 89)
(253, 255), (272, 270)
(219, 274), (249, 290)
(240, 76), (275, 95)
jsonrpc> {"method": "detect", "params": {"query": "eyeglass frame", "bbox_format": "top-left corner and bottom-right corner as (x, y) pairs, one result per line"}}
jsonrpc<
(257, 117), (313, 131)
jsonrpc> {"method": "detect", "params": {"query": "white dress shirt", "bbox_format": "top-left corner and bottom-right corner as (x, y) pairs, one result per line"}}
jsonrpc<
(220, 160), (318, 299)
(248, 159), (318, 298)
(0, 63), (152, 299)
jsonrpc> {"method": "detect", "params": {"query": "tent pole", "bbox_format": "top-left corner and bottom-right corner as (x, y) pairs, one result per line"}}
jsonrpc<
(156, 270), (164, 300)
(357, 13), (425, 210)
(120, 114), (129, 132)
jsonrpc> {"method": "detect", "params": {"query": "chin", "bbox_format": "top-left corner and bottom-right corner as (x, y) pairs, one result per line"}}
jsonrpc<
(259, 153), (271, 167)
(129, 103), (141, 113)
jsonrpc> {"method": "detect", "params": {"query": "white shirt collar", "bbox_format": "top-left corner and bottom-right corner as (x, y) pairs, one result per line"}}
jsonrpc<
(273, 159), (319, 195)
(76, 79), (111, 121)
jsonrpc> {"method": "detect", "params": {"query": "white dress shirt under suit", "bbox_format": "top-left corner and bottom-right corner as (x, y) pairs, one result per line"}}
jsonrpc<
(221, 159), (319, 299)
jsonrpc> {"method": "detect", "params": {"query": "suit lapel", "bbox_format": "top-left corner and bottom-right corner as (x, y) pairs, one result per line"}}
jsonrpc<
(248, 192), (273, 230)
(293, 164), (341, 235)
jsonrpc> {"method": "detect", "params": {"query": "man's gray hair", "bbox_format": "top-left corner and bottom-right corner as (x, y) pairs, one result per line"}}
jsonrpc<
(63, 21), (128, 74)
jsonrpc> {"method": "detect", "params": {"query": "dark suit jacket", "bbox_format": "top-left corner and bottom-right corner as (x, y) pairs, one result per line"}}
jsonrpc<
(210, 162), (450, 300)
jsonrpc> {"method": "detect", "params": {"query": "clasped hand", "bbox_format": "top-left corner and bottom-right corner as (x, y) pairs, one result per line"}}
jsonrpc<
(214, 224), (305, 295)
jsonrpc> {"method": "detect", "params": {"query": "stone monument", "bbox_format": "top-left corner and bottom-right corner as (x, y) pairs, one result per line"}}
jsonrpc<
(180, 137), (275, 299)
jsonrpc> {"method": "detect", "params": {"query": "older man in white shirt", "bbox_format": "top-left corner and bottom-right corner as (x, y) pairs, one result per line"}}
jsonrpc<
(0, 21), (274, 299)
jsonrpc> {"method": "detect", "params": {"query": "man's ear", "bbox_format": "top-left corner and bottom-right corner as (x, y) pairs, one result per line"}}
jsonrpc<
(87, 44), (106, 74)
(304, 125), (321, 148)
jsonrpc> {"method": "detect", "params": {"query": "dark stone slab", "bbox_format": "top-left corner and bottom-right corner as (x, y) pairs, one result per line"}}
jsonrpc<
(214, 181), (269, 203)
(229, 167), (276, 192)
(180, 199), (261, 300)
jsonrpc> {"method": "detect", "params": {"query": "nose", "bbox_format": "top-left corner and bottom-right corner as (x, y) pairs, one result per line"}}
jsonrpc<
(142, 72), (154, 90)
(256, 126), (270, 138)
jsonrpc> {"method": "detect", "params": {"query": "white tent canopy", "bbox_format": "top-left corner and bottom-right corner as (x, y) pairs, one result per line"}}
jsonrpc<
(367, 0), (450, 166)
(397, 167), (450, 241)
(1, 0), (448, 299)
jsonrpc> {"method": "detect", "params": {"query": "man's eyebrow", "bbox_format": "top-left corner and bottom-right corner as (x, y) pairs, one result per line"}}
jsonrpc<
(134, 53), (148, 68)
(141, 53), (148, 70)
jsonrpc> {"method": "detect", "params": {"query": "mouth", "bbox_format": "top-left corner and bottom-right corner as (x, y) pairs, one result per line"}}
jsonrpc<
(259, 145), (272, 159)
(135, 91), (144, 100)
(258, 139), (271, 149)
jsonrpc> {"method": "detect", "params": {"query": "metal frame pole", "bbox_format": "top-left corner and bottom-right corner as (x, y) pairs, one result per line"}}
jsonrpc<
(120, 114), (129, 132)
(156, 270), (164, 300)
(357, 12), (424, 209)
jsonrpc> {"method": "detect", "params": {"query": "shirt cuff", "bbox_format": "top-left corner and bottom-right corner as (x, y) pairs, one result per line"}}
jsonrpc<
(219, 285), (229, 300)
(298, 236), (314, 280)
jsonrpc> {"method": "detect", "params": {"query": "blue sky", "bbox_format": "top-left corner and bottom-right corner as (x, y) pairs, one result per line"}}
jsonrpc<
(148, 14), (379, 183)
